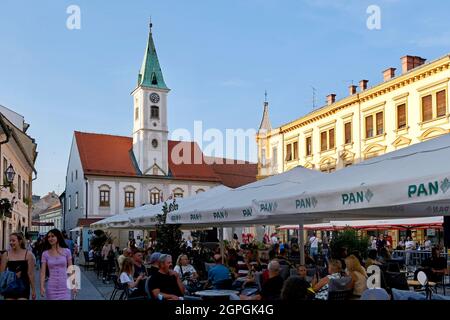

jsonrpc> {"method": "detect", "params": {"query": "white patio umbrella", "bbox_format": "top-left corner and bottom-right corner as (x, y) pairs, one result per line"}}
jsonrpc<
(91, 185), (232, 229)
(252, 133), (450, 221)
(166, 165), (324, 227)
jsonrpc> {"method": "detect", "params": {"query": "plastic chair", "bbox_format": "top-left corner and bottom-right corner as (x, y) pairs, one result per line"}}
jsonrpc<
(109, 275), (127, 300)
(360, 288), (390, 300)
(328, 289), (352, 301)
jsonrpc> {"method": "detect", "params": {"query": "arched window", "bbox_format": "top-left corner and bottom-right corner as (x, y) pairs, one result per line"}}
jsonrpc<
(151, 106), (159, 119)
(149, 188), (161, 205)
(173, 188), (184, 198)
(196, 188), (205, 194)
(124, 186), (136, 208)
(99, 184), (111, 207)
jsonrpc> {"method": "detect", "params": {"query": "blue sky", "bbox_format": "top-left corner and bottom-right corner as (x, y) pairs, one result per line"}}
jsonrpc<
(1, 0), (450, 196)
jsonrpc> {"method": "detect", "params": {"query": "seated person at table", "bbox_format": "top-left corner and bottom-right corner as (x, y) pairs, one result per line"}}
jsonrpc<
(174, 254), (199, 291)
(420, 247), (447, 282)
(281, 276), (315, 301)
(117, 248), (132, 271)
(276, 248), (293, 268)
(149, 254), (185, 300)
(132, 250), (147, 278)
(207, 254), (232, 289)
(297, 265), (312, 284)
(244, 249), (261, 271)
(312, 259), (344, 301)
(365, 249), (382, 268)
(147, 252), (161, 276)
(345, 255), (367, 297)
(240, 260), (284, 300)
(119, 258), (145, 298)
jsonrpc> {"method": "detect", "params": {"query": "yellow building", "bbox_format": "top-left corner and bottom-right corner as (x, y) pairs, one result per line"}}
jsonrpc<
(256, 54), (450, 246)
(257, 54), (450, 177)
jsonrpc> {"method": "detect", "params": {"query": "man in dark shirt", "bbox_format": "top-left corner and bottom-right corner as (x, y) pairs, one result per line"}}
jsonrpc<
(421, 247), (447, 282)
(240, 260), (284, 300)
(149, 254), (185, 300)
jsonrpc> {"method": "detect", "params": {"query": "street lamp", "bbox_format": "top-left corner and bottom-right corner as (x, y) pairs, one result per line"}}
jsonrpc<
(1, 164), (15, 187)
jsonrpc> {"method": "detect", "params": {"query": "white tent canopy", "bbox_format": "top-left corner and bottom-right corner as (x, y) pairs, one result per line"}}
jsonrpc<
(252, 133), (450, 221)
(90, 185), (231, 229)
(166, 166), (324, 227)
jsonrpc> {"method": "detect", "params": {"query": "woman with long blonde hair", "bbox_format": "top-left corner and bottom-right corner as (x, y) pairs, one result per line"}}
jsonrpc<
(345, 254), (367, 297)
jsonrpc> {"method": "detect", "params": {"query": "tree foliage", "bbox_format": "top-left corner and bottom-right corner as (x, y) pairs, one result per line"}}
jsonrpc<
(330, 228), (369, 259)
(155, 200), (183, 258)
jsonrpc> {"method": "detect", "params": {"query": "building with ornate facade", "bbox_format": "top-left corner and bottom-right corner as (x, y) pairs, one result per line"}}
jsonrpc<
(256, 54), (450, 246)
(63, 25), (257, 249)
(258, 54), (450, 176)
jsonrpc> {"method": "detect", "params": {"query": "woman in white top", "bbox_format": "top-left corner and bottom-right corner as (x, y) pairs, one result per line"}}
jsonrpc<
(312, 259), (343, 300)
(119, 257), (145, 298)
(345, 255), (367, 297)
(174, 254), (198, 285)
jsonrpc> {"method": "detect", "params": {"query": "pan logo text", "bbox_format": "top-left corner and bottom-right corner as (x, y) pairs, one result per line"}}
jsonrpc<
(213, 210), (228, 219)
(342, 189), (373, 205)
(295, 197), (318, 209)
(408, 178), (450, 198)
(259, 202), (278, 213)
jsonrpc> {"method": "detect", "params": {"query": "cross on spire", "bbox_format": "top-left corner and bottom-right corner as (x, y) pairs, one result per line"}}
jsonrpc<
(264, 90), (268, 103)
(149, 17), (152, 33)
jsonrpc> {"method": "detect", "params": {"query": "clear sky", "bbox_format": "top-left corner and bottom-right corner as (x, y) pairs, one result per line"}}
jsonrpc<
(1, 0), (450, 196)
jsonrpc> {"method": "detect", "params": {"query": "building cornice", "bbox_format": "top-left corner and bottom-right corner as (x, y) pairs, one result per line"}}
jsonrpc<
(275, 55), (450, 135)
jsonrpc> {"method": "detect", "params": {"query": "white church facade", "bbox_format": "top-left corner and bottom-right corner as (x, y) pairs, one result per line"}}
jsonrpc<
(63, 25), (257, 249)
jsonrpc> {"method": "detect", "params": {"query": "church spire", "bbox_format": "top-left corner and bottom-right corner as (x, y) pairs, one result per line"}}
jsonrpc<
(258, 90), (272, 133)
(137, 21), (169, 90)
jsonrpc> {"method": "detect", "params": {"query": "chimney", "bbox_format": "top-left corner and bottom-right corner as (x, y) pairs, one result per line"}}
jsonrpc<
(327, 94), (336, 105)
(401, 55), (426, 74)
(359, 80), (369, 91)
(349, 85), (357, 95)
(383, 67), (396, 81)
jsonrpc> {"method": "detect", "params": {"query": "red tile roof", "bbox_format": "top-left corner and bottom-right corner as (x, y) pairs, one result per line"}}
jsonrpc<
(74, 132), (256, 187)
(205, 157), (258, 188)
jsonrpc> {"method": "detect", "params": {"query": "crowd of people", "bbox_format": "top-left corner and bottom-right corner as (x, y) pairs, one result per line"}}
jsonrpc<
(1, 229), (447, 301)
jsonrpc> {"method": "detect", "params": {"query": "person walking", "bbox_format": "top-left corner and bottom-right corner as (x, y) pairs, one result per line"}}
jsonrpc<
(101, 239), (114, 283)
(0, 233), (36, 300)
(40, 229), (76, 300)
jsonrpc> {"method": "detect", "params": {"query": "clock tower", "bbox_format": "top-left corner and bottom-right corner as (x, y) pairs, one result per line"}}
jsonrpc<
(132, 23), (170, 176)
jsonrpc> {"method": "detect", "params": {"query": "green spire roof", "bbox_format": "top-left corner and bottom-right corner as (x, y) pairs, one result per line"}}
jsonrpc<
(137, 26), (168, 90)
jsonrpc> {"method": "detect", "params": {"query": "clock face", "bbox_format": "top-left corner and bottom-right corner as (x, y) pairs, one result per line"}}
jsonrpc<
(149, 93), (160, 103)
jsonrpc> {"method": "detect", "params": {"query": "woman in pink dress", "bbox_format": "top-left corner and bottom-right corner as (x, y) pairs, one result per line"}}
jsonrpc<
(40, 229), (75, 300)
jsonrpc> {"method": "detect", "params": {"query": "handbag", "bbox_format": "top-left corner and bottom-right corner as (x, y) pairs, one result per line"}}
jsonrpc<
(0, 270), (26, 296)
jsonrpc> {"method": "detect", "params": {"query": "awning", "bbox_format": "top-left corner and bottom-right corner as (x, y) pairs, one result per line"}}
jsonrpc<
(278, 216), (444, 231)
(31, 221), (54, 226)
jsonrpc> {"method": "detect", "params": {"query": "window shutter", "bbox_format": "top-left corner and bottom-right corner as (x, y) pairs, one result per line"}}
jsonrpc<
(293, 142), (298, 160)
(329, 129), (335, 149)
(320, 131), (327, 151)
(436, 90), (446, 117)
(397, 104), (406, 129)
(285, 144), (292, 161)
(376, 112), (383, 135)
(422, 95), (432, 121)
(365, 115), (373, 138)
(306, 137), (312, 156)
(344, 122), (352, 144)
